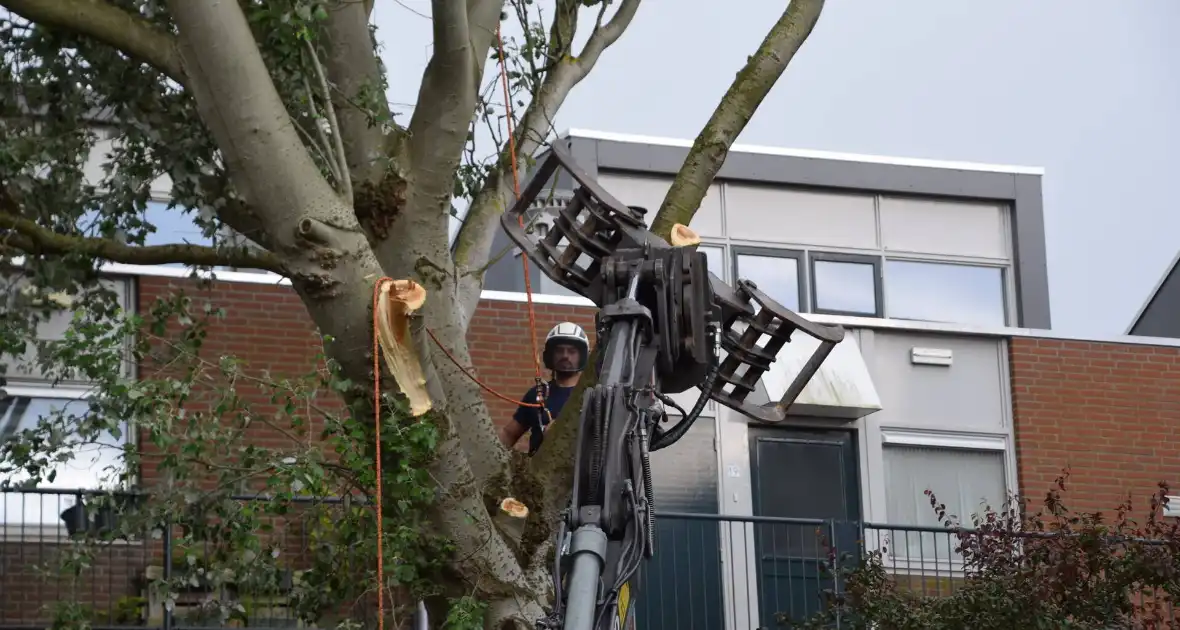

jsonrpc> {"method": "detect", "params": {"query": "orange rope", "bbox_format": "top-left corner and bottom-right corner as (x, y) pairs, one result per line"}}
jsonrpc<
(371, 277), (390, 630)
(426, 327), (544, 408)
(495, 26), (545, 394)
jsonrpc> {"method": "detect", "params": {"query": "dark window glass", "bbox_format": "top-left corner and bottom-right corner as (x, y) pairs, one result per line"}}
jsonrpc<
(735, 254), (799, 311)
(813, 259), (877, 315)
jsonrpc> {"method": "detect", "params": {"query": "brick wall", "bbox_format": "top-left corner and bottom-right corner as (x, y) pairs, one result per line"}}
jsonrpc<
(135, 277), (596, 439)
(0, 538), (149, 624)
(127, 278), (1180, 517)
(136, 276), (334, 481)
(466, 298), (595, 431)
(1010, 337), (1180, 515)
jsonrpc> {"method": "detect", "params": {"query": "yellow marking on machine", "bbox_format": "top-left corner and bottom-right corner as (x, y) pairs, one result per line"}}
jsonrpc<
(616, 582), (631, 629)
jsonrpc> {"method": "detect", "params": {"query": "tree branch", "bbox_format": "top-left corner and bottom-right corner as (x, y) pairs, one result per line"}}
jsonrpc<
(451, 2), (640, 330)
(402, 0), (504, 223)
(649, 0), (825, 239)
(0, 210), (286, 273)
(297, 76), (345, 185)
(573, 0), (642, 78)
(320, 0), (392, 186)
(304, 37), (353, 204)
(164, 0), (353, 250)
(1, 0), (186, 86)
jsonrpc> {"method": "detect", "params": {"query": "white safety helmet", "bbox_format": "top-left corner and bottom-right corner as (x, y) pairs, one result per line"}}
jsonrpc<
(543, 322), (590, 371)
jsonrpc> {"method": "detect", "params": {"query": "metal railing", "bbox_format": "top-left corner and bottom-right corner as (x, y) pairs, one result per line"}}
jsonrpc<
(1, 487), (373, 630)
(2, 489), (1175, 630)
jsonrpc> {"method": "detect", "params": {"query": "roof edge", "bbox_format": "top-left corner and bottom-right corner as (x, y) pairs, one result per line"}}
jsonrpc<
(558, 128), (1046, 177)
(1125, 247), (1180, 334)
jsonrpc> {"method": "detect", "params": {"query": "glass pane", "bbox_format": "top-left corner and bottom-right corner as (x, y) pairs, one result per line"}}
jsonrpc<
(813, 259), (877, 314)
(1, 276), (127, 383)
(885, 260), (1006, 326)
(1, 396), (128, 524)
(735, 254), (799, 311)
(883, 445), (1006, 563)
(144, 201), (215, 247)
(699, 246), (724, 281)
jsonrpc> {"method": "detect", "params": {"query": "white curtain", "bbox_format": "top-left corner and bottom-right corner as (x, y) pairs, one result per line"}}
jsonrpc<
(883, 444), (1006, 563)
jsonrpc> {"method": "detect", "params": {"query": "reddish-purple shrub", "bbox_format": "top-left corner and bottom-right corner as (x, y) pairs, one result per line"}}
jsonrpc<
(790, 470), (1180, 630)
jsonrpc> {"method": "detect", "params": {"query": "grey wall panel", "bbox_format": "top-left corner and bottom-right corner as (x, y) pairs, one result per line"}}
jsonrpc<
(725, 183), (877, 248)
(597, 171), (724, 237)
(591, 139), (1021, 200)
(879, 196), (1009, 260)
(869, 331), (1007, 432)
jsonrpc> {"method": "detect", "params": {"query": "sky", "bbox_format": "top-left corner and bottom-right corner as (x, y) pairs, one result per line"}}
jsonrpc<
(372, 0), (1180, 337)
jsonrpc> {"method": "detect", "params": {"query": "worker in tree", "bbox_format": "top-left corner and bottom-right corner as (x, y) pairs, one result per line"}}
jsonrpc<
(498, 322), (590, 455)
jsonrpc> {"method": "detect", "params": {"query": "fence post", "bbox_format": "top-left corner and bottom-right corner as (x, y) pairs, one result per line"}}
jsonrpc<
(162, 515), (173, 630)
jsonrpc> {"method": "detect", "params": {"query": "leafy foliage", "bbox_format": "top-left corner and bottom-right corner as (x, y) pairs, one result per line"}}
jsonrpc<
(1, 284), (452, 626)
(792, 472), (1180, 630)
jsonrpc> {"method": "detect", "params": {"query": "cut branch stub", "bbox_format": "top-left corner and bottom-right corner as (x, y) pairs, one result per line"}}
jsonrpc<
(669, 223), (701, 247)
(495, 497), (530, 545)
(375, 279), (433, 416)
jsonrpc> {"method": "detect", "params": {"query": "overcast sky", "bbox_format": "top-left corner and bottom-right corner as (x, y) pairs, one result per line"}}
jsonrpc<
(372, 0), (1179, 337)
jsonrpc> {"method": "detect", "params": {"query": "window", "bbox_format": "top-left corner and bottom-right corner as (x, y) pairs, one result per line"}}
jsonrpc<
(885, 260), (1007, 327)
(1, 276), (134, 385)
(883, 442), (1007, 565)
(699, 245), (725, 281)
(809, 253), (881, 317)
(732, 248), (802, 311)
(1, 394), (129, 526)
(2, 291), (76, 383)
(143, 201), (215, 248)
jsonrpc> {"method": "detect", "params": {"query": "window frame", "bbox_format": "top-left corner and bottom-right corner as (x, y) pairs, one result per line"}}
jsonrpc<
(1, 269), (138, 539)
(877, 429), (1012, 576)
(1, 275), (137, 388)
(881, 257), (1010, 327)
(730, 245), (806, 312)
(807, 251), (884, 318)
(1, 385), (137, 539)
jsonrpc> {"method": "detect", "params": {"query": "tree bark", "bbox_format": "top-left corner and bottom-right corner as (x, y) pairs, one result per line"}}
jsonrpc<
(284, 252), (537, 609)
(649, 0), (826, 239)
(165, 0), (352, 253)
(364, 0), (516, 494)
(161, 1), (532, 604)
(320, 0), (391, 186)
(403, 0), (504, 219)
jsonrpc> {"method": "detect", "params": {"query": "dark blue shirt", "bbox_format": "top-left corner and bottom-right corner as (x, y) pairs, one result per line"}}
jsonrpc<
(512, 381), (574, 455)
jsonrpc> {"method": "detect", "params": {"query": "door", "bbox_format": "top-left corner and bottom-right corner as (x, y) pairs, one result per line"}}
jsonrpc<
(749, 427), (861, 628)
